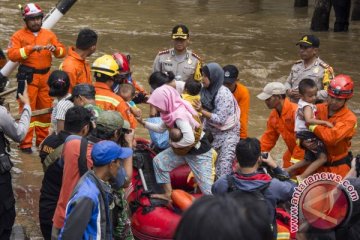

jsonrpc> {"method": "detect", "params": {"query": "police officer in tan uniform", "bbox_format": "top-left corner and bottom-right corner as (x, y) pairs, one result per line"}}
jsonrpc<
(153, 24), (201, 82)
(285, 35), (334, 103)
(0, 84), (31, 239)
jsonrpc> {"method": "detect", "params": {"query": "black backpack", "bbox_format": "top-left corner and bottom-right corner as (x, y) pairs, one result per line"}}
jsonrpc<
(226, 173), (275, 238)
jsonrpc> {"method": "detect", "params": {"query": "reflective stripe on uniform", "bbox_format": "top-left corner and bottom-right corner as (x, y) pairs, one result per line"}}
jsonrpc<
(29, 121), (51, 128)
(20, 48), (27, 59)
(277, 232), (290, 240)
(95, 95), (120, 107)
(308, 124), (317, 132)
(290, 157), (301, 164)
(59, 47), (64, 56)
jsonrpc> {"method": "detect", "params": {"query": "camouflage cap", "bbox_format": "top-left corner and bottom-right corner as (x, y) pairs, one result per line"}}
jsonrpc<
(96, 110), (125, 131)
(123, 120), (131, 130)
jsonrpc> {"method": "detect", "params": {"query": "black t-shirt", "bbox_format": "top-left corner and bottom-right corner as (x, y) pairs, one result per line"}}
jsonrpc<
(39, 131), (71, 223)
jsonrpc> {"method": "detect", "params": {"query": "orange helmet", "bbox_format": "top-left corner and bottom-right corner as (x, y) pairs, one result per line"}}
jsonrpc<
(22, 3), (44, 19)
(113, 52), (131, 74)
(328, 74), (354, 99)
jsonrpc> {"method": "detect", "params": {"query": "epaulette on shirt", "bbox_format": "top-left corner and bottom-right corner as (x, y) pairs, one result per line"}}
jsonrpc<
(158, 49), (170, 55)
(295, 59), (302, 64)
(191, 51), (201, 60)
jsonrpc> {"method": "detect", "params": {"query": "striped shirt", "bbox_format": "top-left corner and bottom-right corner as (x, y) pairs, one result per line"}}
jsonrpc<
(51, 93), (74, 134)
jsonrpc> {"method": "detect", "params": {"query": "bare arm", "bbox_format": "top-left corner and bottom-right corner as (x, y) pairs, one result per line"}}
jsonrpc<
(56, 120), (65, 133)
(122, 129), (134, 187)
(303, 105), (333, 127)
(0, 84), (31, 142)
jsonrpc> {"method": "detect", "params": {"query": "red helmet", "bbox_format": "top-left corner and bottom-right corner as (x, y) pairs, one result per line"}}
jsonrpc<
(112, 52), (131, 74)
(328, 74), (354, 99)
(22, 3), (43, 19)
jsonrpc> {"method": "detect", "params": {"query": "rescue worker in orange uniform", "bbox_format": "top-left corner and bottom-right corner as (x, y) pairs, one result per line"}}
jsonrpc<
(60, 28), (97, 92)
(223, 65), (250, 139)
(7, 3), (66, 153)
(308, 74), (356, 178)
(112, 52), (149, 104)
(92, 55), (137, 129)
(257, 82), (304, 168)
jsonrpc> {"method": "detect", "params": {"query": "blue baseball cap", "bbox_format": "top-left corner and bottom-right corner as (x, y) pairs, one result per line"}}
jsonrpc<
(91, 140), (133, 166)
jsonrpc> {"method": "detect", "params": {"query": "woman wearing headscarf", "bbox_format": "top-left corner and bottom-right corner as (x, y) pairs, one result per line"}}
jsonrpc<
(137, 84), (214, 201)
(148, 71), (185, 117)
(197, 62), (240, 178)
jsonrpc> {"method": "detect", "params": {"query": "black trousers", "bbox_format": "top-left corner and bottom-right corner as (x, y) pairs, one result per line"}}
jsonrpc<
(0, 172), (15, 240)
(333, 0), (351, 31)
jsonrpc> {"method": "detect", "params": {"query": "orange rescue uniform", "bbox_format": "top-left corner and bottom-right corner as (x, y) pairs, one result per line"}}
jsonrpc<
(310, 103), (357, 177)
(231, 82), (250, 139)
(7, 27), (65, 148)
(94, 82), (137, 129)
(60, 46), (92, 92)
(260, 98), (304, 168)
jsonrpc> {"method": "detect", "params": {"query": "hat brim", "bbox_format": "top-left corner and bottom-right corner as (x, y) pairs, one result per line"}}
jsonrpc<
(223, 77), (237, 84)
(122, 120), (131, 130)
(257, 92), (272, 101)
(68, 95), (75, 102)
(117, 147), (133, 159)
(172, 35), (188, 40)
(296, 41), (313, 47)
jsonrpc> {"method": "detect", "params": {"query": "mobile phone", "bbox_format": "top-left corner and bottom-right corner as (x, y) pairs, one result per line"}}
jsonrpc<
(16, 79), (26, 99)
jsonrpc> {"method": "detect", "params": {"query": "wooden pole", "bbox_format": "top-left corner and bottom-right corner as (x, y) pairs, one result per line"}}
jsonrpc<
(0, 87), (17, 98)
(14, 108), (53, 120)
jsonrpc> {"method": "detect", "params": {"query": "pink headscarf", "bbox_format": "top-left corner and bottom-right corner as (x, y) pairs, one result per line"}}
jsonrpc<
(147, 85), (200, 128)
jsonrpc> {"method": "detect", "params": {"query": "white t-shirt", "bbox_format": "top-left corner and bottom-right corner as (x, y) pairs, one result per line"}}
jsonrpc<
(175, 80), (185, 94)
(295, 99), (317, 132)
(51, 93), (74, 134)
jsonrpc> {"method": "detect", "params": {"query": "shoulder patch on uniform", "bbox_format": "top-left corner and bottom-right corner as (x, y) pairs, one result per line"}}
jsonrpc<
(319, 62), (330, 69)
(295, 59), (302, 64)
(158, 49), (170, 55)
(191, 52), (201, 60)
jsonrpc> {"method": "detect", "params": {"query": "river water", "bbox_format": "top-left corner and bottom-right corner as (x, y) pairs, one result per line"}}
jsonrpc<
(1, 0), (359, 238)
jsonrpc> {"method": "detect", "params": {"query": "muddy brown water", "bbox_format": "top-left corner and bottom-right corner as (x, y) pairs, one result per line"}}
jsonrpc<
(1, 0), (360, 238)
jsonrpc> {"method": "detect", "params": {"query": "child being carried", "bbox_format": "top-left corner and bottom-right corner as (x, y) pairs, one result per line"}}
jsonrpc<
(285, 78), (333, 181)
(182, 79), (202, 116)
(117, 83), (142, 118)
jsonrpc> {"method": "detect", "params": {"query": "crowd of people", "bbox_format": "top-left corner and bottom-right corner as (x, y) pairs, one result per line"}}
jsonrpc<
(0, 2), (358, 240)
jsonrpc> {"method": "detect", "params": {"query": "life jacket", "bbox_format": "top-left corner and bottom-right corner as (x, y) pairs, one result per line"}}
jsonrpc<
(276, 208), (293, 240)
(171, 189), (194, 211)
(171, 114), (203, 156)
